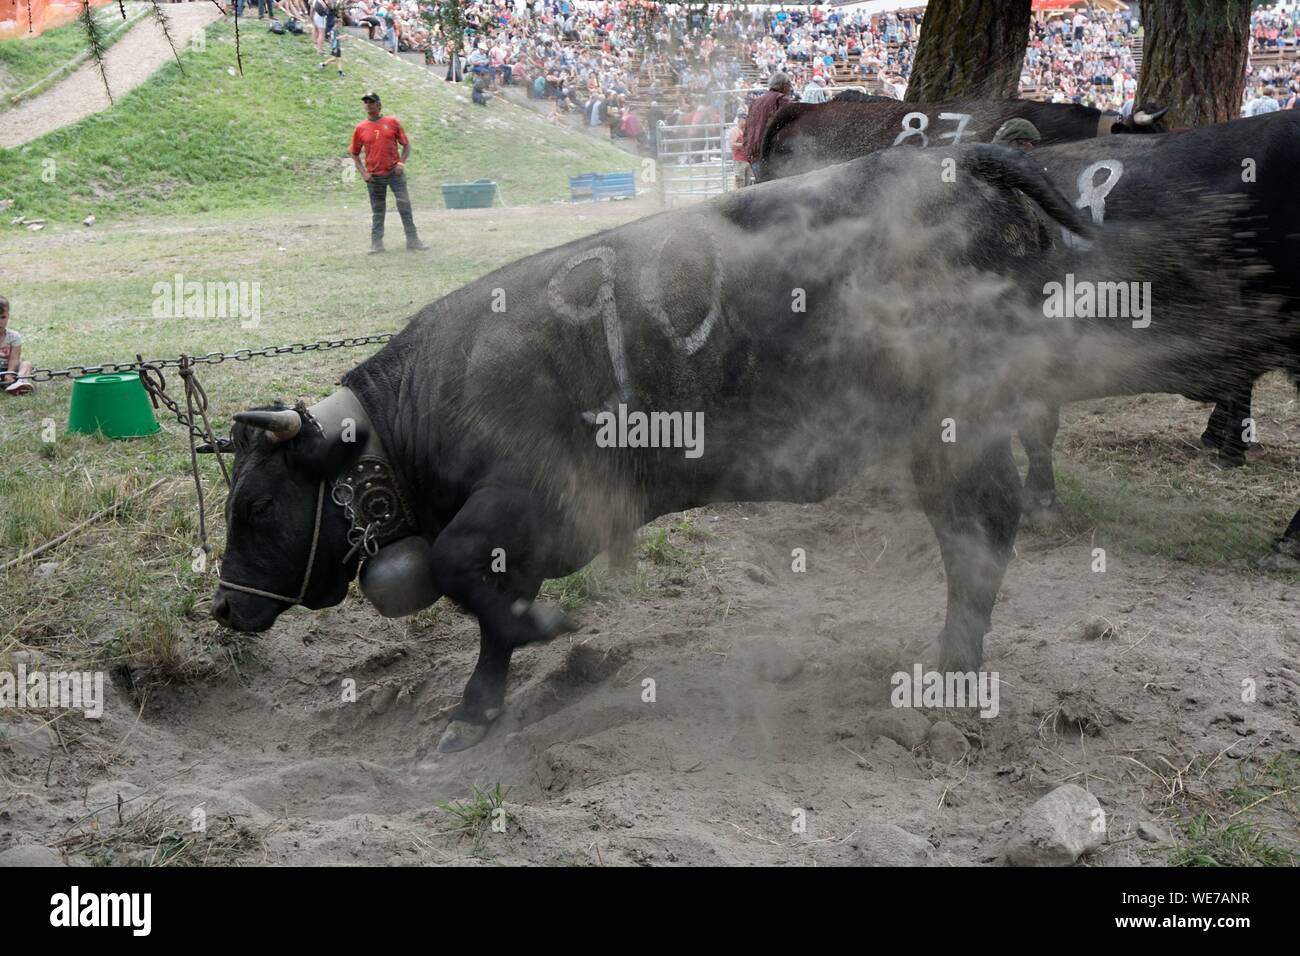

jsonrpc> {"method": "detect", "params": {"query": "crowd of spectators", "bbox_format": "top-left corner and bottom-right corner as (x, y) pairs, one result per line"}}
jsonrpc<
(1021, 3), (1300, 116)
(317, 2), (1300, 145)
(1243, 3), (1300, 113)
(327, 2), (926, 151)
(1020, 6), (1141, 111)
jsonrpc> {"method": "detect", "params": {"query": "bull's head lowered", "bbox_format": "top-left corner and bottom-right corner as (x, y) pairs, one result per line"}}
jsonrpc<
(207, 403), (366, 632)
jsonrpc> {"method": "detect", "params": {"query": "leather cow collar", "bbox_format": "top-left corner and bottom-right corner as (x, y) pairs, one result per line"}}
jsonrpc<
(218, 388), (415, 606)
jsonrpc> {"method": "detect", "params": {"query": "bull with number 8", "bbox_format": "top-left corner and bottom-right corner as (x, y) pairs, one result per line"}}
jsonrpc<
(203, 142), (1282, 753)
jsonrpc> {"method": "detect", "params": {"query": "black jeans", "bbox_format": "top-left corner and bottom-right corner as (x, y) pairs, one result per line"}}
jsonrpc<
(366, 170), (419, 249)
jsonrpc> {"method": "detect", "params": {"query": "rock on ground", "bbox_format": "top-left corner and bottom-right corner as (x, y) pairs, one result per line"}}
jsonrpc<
(1137, 821), (1172, 844)
(853, 822), (936, 866)
(0, 845), (65, 867)
(927, 720), (970, 763)
(1003, 783), (1106, 866)
(864, 709), (930, 749)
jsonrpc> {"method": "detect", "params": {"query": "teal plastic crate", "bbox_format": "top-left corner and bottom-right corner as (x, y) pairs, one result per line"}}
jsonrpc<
(441, 180), (498, 209)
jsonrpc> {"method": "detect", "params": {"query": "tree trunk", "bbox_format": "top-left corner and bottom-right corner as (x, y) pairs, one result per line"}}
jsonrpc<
(906, 0), (1031, 102)
(1137, 0), (1251, 127)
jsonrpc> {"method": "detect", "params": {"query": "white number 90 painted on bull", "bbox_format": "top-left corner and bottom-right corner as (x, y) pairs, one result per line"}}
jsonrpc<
(546, 226), (726, 410)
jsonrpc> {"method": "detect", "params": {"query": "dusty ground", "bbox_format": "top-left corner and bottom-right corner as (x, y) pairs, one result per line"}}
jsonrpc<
(4, 412), (1299, 866)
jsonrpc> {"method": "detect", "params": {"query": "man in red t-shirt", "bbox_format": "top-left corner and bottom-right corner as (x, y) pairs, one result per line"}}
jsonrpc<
(350, 93), (429, 253)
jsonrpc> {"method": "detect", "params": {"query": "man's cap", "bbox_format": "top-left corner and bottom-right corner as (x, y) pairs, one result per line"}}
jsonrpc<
(361, 92), (381, 104)
(993, 118), (1042, 144)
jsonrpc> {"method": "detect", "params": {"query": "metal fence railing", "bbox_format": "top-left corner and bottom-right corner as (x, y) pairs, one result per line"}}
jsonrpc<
(655, 120), (732, 206)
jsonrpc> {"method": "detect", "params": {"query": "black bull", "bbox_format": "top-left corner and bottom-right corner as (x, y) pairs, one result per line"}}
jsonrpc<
(210, 145), (1280, 753)
(756, 98), (1169, 182)
(759, 108), (1300, 563)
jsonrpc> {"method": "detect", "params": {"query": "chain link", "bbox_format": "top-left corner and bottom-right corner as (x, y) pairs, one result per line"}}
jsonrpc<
(136, 357), (232, 556)
(24, 333), (395, 383)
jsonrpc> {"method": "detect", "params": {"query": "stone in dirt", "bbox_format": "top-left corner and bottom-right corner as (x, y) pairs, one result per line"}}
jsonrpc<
(1137, 821), (1172, 844)
(368, 685), (398, 715)
(927, 720), (969, 763)
(0, 845), (65, 867)
(0, 719), (58, 758)
(1079, 617), (1116, 641)
(1003, 783), (1106, 866)
(864, 708), (930, 749)
(736, 561), (776, 586)
(853, 822), (936, 866)
(868, 735), (918, 772)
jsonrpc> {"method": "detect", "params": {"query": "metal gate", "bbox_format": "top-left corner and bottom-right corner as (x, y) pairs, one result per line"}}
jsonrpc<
(653, 85), (879, 206)
(655, 118), (733, 206)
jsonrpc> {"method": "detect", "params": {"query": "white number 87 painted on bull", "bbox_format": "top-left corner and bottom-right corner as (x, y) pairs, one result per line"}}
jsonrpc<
(893, 111), (974, 148)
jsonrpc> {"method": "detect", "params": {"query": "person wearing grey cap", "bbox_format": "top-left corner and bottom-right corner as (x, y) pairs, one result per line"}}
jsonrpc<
(992, 118), (1042, 150)
(349, 93), (429, 254)
(743, 72), (795, 175)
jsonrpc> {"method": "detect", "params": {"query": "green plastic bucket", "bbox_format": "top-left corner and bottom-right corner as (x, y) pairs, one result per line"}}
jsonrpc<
(441, 179), (498, 209)
(67, 373), (160, 439)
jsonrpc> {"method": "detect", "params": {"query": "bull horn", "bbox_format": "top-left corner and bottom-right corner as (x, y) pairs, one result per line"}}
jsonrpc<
(233, 408), (302, 443)
(1133, 107), (1168, 126)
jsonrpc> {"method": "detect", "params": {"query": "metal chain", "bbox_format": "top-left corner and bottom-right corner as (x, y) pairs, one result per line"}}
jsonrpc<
(332, 481), (380, 564)
(137, 356), (233, 558)
(22, 333), (395, 383)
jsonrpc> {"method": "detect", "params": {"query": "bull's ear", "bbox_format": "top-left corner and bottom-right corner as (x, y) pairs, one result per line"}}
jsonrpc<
(287, 409), (370, 479)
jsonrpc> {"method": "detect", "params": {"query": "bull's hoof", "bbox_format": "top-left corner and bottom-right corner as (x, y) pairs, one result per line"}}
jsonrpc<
(935, 630), (984, 674)
(1022, 499), (1064, 529)
(436, 719), (491, 753)
(1199, 429), (1223, 451)
(1257, 539), (1300, 573)
(511, 599), (579, 640)
(937, 652), (985, 675)
(1215, 449), (1247, 469)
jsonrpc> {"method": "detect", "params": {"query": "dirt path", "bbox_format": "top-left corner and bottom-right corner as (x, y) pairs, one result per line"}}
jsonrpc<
(0, 4), (219, 149)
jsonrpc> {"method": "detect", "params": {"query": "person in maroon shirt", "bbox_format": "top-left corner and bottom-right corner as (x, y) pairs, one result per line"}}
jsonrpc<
(350, 93), (430, 253)
(743, 72), (794, 177)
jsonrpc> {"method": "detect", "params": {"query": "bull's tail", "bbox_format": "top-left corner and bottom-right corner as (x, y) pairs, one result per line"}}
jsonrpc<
(958, 144), (1093, 243)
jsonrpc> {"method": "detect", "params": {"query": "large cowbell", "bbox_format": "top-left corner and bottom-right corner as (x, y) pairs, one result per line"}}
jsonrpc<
(301, 389), (443, 620)
(358, 535), (442, 618)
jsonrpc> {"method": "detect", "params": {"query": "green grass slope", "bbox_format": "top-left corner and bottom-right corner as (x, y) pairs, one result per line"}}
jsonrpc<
(0, 19), (637, 222)
(0, 3), (140, 107)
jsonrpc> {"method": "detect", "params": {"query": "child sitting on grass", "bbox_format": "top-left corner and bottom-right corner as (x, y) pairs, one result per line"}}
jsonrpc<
(0, 296), (34, 396)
